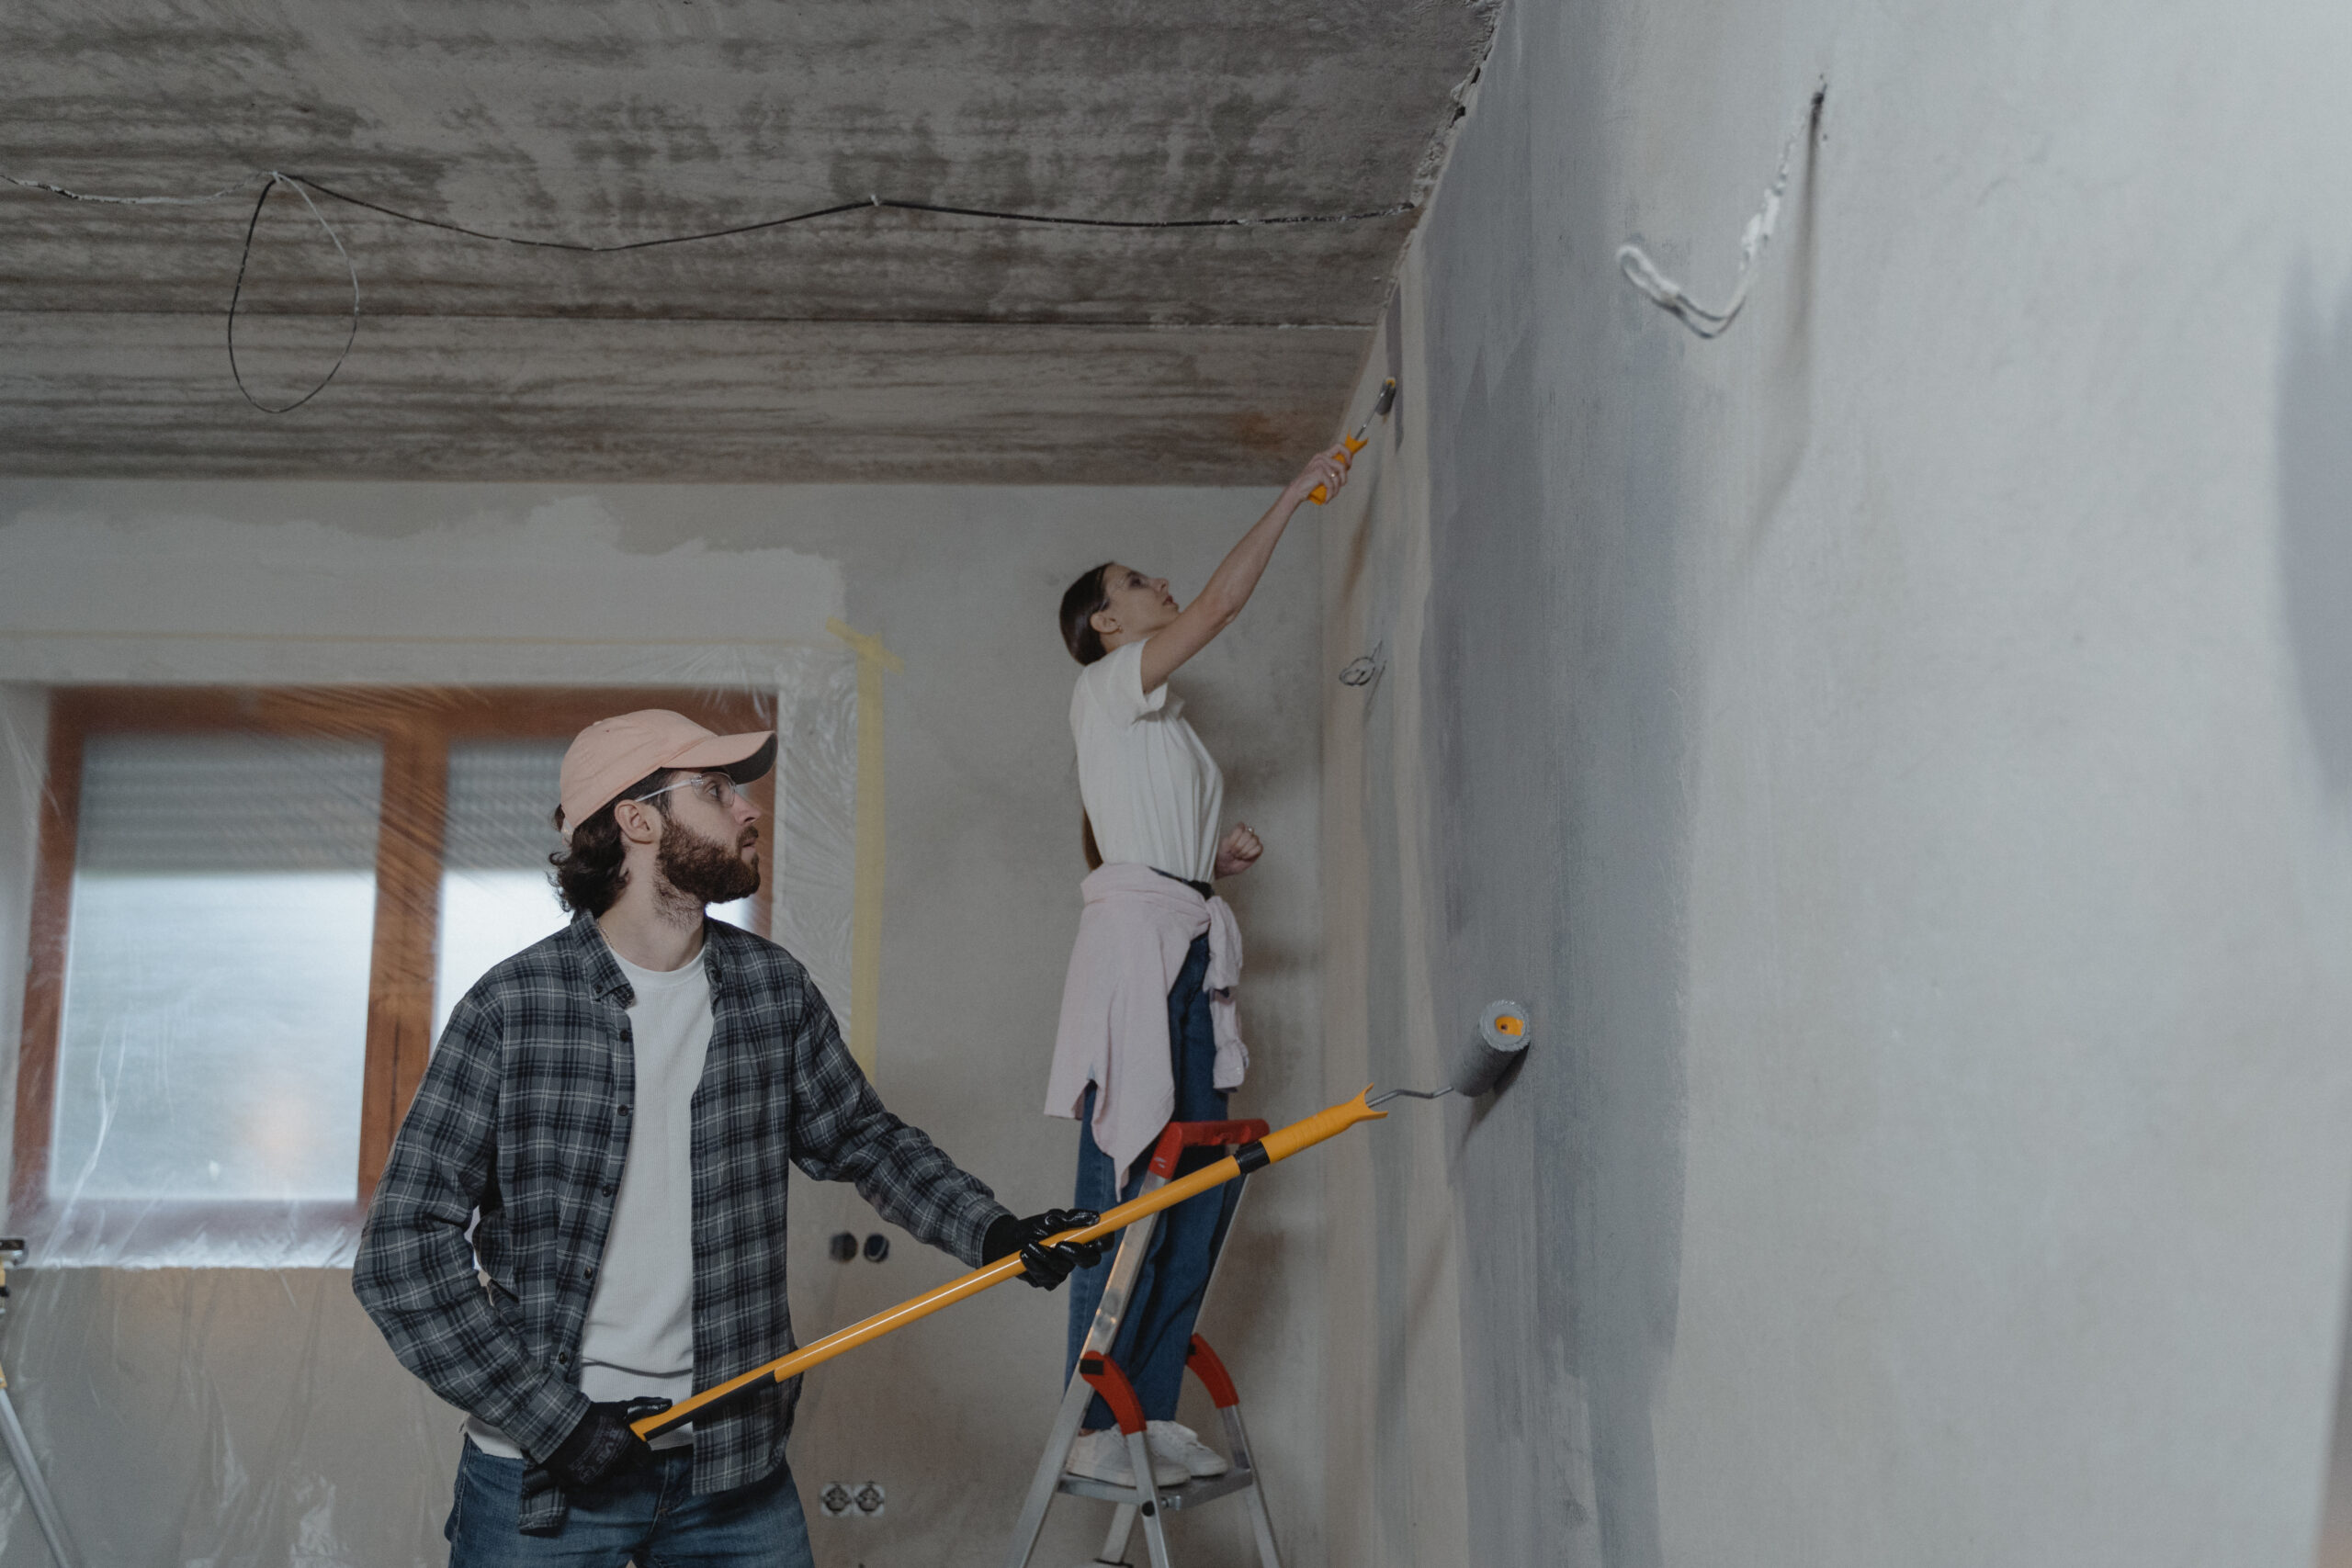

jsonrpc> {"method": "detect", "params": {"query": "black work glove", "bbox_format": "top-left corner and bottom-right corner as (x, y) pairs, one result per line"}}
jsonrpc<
(984, 1208), (1104, 1291)
(541, 1399), (658, 1492)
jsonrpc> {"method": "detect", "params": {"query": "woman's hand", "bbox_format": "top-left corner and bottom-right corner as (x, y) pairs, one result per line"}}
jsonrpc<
(1280, 449), (1351, 510)
(1215, 823), (1263, 879)
(1138, 446), (1341, 694)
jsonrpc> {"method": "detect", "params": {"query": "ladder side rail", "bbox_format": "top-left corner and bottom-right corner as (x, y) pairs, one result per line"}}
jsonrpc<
(1225, 1401), (1282, 1568)
(1079, 1203), (1164, 1358)
(1001, 1173), (1170, 1568)
(1082, 1351), (1173, 1568)
(1000, 1373), (1100, 1568)
(0, 1382), (78, 1568)
(1186, 1336), (1281, 1568)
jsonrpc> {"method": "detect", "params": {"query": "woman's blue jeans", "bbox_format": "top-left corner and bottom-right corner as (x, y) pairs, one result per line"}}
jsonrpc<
(1064, 932), (1242, 1428)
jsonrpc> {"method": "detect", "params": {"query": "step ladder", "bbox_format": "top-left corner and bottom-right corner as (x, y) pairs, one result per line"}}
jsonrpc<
(0, 1241), (79, 1568)
(1001, 1120), (1282, 1568)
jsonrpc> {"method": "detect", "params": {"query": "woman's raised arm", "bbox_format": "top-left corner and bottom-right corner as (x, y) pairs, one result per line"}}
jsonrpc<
(1139, 447), (1351, 693)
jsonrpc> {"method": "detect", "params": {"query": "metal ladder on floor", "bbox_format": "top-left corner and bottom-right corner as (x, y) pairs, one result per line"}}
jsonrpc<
(0, 1241), (79, 1568)
(1001, 1119), (1282, 1568)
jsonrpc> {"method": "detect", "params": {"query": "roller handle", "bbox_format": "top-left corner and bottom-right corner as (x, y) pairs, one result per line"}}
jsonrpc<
(629, 1090), (1386, 1441)
(1306, 435), (1369, 504)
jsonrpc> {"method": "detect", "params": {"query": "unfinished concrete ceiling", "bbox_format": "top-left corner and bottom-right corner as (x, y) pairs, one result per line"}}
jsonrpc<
(0, 1), (1493, 484)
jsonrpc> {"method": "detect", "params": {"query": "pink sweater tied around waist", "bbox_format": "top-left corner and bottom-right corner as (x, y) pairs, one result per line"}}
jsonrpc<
(1046, 863), (1246, 1180)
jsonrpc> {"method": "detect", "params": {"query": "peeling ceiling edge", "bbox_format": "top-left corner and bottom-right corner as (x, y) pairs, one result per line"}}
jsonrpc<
(0, 309), (1377, 332)
(1408, 0), (1507, 208)
(1341, 0), (1504, 352)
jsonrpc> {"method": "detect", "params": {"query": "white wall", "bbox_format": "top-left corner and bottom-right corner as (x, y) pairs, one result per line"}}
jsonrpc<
(0, 479), (1324, 1567)
(1322, 1), (2352, 1564)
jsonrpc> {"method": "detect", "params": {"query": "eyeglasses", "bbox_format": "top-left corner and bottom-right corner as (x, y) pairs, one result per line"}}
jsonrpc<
(631, 773), (750, 811)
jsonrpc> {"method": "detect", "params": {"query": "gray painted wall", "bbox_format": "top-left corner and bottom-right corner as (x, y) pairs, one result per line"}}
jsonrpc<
(0, 479), (1323, 1565)
(1323, 1), (2352, 1564)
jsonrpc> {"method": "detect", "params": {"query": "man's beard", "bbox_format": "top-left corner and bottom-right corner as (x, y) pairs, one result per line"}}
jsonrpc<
(655, 814), (761, 907)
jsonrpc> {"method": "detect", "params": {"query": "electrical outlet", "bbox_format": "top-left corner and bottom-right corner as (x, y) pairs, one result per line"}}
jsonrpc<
(819, 1481), (887, 1518)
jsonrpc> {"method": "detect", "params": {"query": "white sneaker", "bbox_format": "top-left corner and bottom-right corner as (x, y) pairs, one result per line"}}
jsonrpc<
(1147, 1419), (1229, 1478)
(1065, 1428), (1187, 1488)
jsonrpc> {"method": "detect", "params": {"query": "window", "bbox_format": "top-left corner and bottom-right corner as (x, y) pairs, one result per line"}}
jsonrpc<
(55, 735), (384, 1203)
(13, 688), (774, 1262)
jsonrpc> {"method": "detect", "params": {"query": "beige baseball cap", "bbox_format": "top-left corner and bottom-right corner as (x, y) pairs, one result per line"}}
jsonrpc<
(558, 709), (777, 838)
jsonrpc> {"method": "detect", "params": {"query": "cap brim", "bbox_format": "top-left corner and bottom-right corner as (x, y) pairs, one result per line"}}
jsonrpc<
(669, 730), (776, 784)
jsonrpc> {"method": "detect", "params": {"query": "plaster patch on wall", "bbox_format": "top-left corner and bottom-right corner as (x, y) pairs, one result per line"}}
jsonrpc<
(0, 485), (845, 687)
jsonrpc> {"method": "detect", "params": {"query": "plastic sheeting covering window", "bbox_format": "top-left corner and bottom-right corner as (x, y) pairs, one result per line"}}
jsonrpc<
(55, 736), (384, 1209)
(6, 663), (859, 1280)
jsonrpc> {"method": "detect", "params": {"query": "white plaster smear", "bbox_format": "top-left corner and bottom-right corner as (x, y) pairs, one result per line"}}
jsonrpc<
(0, 488), (845, 687)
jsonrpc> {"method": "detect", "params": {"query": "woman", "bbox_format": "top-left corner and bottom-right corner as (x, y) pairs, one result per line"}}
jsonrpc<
(1045, 446), (1350, 1489)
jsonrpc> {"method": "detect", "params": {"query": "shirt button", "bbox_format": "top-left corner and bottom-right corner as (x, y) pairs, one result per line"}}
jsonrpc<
(583, 1265), (596, 1281)
(558, 1350), (571, 1365)
(601, 1183), (616, 1196)
(616, 1104), (631, 1117)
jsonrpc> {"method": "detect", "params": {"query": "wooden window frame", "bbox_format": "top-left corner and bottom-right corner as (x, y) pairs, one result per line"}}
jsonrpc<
(12, 685), (776, 1239)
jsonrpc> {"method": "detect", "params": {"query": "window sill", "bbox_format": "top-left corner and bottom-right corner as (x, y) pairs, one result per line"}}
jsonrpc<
(13, 1197), (368, 1269)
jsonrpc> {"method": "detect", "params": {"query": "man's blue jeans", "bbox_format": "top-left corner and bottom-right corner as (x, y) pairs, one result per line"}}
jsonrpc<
(1064, 933), (1242, 1428)
(446, 1438), (815, 1568)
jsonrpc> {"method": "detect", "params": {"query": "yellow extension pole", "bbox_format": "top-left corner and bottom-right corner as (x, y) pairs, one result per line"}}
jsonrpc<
(633, 1089), (1390, 1441)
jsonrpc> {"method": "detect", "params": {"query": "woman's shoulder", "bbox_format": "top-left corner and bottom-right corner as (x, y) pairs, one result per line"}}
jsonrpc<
(1073, 639), (1159, 726)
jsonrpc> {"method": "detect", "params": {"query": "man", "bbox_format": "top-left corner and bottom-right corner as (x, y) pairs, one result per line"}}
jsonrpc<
(356, 709), (1096, 1566)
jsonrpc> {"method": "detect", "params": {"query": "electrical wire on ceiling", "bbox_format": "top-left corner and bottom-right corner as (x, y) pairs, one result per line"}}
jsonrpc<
(5, 167), (1417, 412)
(226, 175), (356, 413)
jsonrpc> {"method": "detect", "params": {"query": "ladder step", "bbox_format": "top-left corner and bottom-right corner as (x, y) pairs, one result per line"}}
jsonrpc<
(1056, 1466), (1259, 1511)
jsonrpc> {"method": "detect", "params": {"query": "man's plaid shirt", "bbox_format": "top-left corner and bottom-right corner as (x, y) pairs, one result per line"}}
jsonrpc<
(354, 910), (1012, 1532)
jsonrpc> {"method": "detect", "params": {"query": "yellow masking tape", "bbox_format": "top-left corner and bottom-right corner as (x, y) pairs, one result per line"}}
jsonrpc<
(827, 619), (903, 1079)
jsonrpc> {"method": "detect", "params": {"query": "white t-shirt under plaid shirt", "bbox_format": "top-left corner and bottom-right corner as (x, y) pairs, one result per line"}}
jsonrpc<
(466, 943), (713, 1458)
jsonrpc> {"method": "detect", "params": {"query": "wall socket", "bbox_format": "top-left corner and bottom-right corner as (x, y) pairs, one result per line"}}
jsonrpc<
(819, 1481), (888, 1518)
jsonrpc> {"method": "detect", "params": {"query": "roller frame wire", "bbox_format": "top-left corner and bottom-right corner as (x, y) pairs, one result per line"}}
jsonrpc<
(1366, 1085), (1453, 1108)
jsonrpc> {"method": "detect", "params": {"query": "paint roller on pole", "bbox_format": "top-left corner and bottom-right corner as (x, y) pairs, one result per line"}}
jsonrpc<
(1307, 377), (1398, 504)
(1367, 999), (1532, 1106)
(629, 1000), (1532, 1444)
(630, 1089), (1396, 1443)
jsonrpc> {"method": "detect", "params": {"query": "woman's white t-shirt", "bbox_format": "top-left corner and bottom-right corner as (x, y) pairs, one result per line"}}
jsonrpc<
(1072, 638), (1223, 883)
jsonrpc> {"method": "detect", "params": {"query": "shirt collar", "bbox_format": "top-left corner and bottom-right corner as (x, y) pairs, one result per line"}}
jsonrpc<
(563, 908), (730, 998)
(564, 909), (631, 1001)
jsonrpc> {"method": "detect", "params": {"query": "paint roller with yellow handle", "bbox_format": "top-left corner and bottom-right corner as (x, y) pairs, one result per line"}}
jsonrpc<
(630, 1089), (1393, 1442)
(1306, 377), (1398, 504)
